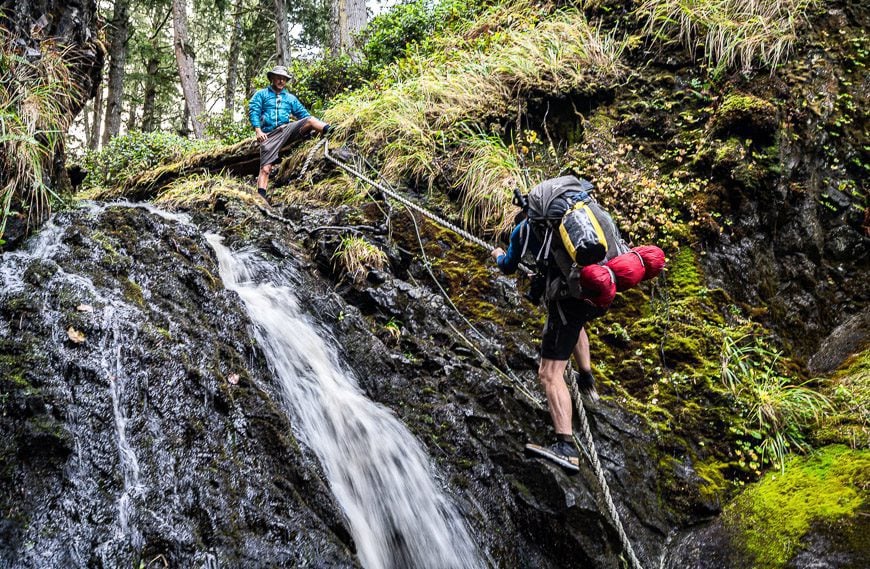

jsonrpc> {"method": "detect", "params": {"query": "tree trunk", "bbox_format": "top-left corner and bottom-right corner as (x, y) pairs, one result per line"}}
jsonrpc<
(172, 0), (205, 138)
(82, 100), (91, 146)
(89, 81), (103, 150)
(140, 53), (160, 132)
(140, 5), (170, 133)
(329, 0), (366, 55)
(102, 0), (131, 145)
(274, 0), (291, 65)
(224, 0), (244, 113)
(126, 92), (137, 132)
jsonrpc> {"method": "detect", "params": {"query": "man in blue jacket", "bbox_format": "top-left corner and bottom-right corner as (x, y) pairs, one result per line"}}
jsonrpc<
(249, 65), (332, 202)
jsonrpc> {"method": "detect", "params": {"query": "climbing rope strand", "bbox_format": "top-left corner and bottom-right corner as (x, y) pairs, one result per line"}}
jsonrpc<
(308, 140), (644, 569)
(569, 376), (645, 569)
(322, 140), (496, 252)
(401, 200), (544, 407)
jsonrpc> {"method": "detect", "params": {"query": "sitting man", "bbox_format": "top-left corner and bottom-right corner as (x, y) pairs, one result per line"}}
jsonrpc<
(248, 65), (332, 202)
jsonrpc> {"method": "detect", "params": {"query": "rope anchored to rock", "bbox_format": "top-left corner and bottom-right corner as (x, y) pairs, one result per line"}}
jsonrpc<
(297, 139), (645, 569)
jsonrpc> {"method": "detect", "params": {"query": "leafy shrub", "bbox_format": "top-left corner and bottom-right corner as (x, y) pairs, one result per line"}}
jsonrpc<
(288, 55), (368, 116)
(286, 0), (482, 111)
(79, 131), (217, 190)
(359, 0), (437, 70)
(202, 111), (252, 145)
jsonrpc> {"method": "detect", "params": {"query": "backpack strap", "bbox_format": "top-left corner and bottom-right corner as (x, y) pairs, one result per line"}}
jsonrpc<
(520, 222), (531, 258)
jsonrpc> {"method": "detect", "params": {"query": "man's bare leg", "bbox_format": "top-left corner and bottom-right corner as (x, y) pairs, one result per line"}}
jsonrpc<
(538, 357), (572, 435)
(573, 327), (592, 372)
(257, 163), (272, 193)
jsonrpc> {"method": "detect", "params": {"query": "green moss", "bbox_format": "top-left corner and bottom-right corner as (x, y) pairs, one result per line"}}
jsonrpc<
(122, 279), (146, 308)
(694, 459), (730, 503)
(712, 93), (777, 137)
(667, 247), (704, 296)
(725, 445), (870, 568)
(817, 348), (870, 448)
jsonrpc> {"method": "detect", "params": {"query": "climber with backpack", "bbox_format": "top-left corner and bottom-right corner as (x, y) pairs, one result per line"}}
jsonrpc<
(492, 175), (665, 472)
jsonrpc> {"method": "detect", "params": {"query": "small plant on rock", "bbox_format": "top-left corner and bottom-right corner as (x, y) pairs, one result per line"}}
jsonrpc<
(333, 236), (388, 284)
(721, 334), (831, 471)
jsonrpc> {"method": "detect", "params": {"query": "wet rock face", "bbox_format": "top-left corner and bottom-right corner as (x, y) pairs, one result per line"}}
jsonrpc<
(244, 204), (716, 568)
(0, 205), (356, 568)
(698, 12), (869, 358)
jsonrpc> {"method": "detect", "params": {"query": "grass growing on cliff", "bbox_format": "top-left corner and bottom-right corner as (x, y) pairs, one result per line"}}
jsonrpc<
(639, 0), (819, 74)
(0, 32), (82, 241)
(333, 236), (388, 284)
(325, 6), (626, 232)
(153, 174), (259, 209)
(721, 335), (831, 471)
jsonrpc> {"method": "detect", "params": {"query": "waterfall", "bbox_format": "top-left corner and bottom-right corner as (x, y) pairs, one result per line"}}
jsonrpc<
(207, 234), (483, 569)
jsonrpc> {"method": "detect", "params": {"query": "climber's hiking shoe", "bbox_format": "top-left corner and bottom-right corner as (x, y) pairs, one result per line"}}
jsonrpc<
(257, 187), (271, 206)
(525, 441), (580, 472)
(573, 369), (600, 403)
(321, 123), (333, 137)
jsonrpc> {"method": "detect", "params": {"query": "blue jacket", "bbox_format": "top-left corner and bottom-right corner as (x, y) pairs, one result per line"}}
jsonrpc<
(248, 87), (311, 133)
(496, 220), (541, 274)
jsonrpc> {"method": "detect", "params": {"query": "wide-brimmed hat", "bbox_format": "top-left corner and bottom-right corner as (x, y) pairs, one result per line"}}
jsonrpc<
(266, 65), (291, 81)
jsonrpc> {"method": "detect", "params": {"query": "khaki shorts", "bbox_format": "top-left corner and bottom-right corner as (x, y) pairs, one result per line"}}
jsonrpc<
(259, 119), (310, 168)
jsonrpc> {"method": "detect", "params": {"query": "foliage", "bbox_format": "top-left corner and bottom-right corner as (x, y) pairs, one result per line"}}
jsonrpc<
(0, 32), (82, 242)
(638, 0), (819, 75)
(720, 334), (831, 471)
(201, 111), (251, 145)
(724, 445), (869, 568)
(332, 236), (388, 284)
(455, 133), (527, 233)
(326, 8), (626, 233)
(78, 131), (218, 190)
(288, 54), (368, 116)
(359, 0), (483, 71)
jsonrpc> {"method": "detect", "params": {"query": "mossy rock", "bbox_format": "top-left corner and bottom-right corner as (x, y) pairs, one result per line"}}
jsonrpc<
(710, 93), (778, 140)
(724, 445), (870, 568)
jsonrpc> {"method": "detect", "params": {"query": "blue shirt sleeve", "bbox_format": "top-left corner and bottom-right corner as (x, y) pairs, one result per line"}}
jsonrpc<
(496, 221), (529, 275)
(249, 90), (263, 129)
(287, 94), (311, 120)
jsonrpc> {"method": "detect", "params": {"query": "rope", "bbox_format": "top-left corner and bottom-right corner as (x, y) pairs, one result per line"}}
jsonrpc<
(301, 140), (644, 569)
(321, 140), (496, 251)
(569, 376), (645, 569)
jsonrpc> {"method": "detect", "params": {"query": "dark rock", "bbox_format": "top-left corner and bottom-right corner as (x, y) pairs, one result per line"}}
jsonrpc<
(808, 309), (870, 373)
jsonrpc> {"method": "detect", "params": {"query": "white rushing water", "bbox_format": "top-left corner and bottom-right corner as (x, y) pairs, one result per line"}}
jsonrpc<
(207, 234), (483, 569)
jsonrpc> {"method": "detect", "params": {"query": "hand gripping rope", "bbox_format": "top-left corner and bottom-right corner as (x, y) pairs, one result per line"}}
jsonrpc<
(297, 138), (645, 569)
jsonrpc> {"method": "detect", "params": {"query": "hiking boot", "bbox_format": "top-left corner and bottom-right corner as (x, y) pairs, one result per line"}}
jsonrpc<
(573, 369), (600, 403)
(257, 187), (271, 205)
(525, 440), (580, 472)
(321, 123), (333, 138)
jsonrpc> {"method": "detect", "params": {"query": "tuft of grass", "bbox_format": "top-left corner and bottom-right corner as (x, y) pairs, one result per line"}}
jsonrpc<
(0, 30), (83, 240)
(455, 133), (528, 234)
(152, 174), (259, 209)
(332, 236), (388, 284)
(721, 334), (832, 471)
(325, 8), (626, 233)
(638, 0), (819, 74)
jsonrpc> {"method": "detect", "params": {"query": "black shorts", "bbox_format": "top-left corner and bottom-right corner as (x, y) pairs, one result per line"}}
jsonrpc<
(541, 298), (605, 360)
